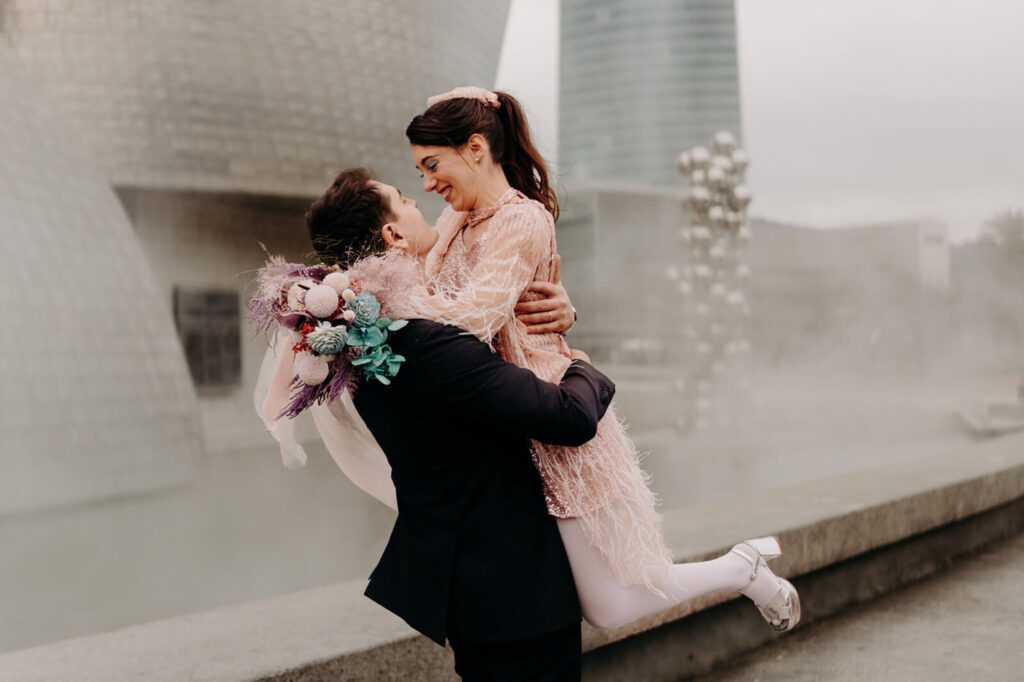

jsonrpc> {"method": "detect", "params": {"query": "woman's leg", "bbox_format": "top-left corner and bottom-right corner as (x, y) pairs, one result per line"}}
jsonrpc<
(557, 517), (788, 630)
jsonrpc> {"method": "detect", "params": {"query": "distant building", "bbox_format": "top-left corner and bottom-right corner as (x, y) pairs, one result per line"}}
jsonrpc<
(559, 0), (743, 186)
(556, 0), (745, 369)
(919, 219), (951, 292)
(747, 218), (951, 292)
(744, 218), (956, 370)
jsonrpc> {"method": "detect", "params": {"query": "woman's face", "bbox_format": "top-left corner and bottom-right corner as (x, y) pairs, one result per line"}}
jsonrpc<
(411, 143), (480, 212)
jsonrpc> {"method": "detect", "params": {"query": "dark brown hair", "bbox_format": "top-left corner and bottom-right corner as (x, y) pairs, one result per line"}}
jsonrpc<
(305, 168), (394, 267)
(405, 90), (559, 221)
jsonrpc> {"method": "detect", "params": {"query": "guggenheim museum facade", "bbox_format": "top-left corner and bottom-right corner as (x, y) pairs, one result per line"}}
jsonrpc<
(0, 0), (511, 513)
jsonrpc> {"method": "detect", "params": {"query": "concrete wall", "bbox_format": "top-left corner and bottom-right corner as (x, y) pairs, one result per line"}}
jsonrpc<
(117, 188), (319, 456)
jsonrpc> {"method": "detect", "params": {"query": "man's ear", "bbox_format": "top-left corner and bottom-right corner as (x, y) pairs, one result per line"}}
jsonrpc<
(381, 223), (408, 251)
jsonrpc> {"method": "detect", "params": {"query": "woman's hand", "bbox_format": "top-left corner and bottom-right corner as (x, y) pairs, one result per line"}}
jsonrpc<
(568, 348), (592, 364)
(515, 255), (576, 334)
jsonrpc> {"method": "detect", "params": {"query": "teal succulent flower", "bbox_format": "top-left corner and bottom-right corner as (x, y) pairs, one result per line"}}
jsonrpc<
(352, 345), (406, 385)
(307, 321), (347, 355)
(336, 292), (409, 384)
(346, 324), (385, 349)
(349, 292), (382, 327)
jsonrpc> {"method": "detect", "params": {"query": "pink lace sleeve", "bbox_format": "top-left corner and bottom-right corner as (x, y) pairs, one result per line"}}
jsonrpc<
(403, 202), (553, 342)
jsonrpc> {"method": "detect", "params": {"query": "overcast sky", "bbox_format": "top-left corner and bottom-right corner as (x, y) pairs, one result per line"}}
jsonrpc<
(496, 0), (1024, 242)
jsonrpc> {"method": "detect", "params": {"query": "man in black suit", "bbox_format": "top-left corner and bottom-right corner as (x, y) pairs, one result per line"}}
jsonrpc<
(306, 169), (608, 681)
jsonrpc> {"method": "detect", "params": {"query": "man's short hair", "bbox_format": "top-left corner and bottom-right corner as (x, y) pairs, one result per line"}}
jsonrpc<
(306, 168), (395, 267)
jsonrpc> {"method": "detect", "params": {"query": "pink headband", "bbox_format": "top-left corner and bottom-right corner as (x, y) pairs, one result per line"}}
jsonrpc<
(426, 86), (501, 110)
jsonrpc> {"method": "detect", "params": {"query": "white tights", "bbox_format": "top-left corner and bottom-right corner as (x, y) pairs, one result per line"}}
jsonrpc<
(556, 518), (779, 630)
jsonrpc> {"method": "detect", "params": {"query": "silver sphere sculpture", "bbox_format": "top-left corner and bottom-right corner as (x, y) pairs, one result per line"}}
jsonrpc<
(712, 131), (737, 155)
(675, 130), (753, 432)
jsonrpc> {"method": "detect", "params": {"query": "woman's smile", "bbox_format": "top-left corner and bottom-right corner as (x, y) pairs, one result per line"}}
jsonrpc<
(411, 143), (477, 211)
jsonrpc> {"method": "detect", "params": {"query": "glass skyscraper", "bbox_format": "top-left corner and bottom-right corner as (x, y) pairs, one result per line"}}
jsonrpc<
(559, 0), (743, 186)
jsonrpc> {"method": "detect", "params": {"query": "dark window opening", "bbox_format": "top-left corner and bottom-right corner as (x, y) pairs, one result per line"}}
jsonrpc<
(173, 287), (241, 388)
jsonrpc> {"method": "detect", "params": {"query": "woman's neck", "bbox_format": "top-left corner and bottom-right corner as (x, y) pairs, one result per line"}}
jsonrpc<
(470, 168), (512, 211)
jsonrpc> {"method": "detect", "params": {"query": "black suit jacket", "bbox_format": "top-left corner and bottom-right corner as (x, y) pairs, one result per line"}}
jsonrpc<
(353, 319), (615, 646)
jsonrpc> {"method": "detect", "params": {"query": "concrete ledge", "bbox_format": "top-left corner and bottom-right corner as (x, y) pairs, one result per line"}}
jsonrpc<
(0, 578), (454, 682)
(582, 429), (1024, 649)
(583, 496), (1024, 681)
(2, 432), (1022, 682)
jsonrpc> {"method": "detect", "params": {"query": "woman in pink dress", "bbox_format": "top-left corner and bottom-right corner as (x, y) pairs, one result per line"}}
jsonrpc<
(391, 86), (800, 631)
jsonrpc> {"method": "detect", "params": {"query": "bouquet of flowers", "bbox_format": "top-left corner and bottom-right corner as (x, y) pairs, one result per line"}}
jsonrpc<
(250, 256), (407, 419)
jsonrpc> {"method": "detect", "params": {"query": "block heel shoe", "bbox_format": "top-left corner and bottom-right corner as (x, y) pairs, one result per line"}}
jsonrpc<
(729, 536), (801, 632)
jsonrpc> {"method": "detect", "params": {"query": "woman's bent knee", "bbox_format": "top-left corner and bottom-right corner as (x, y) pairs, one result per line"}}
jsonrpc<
(581, 605), (636, 631)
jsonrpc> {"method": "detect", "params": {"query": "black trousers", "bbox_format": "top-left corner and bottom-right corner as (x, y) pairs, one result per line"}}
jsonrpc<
(450, 622), (582, 682)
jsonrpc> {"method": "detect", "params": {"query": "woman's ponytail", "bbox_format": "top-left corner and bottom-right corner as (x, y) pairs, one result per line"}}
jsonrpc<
(493, 92), (559, 222)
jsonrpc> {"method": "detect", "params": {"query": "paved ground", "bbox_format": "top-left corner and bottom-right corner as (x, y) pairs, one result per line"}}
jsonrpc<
(695, 532), (1024, 681)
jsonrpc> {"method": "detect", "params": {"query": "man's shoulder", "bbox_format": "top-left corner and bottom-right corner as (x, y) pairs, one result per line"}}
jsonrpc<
(393, 318), (461, 342)
(389, 319), (485, 358)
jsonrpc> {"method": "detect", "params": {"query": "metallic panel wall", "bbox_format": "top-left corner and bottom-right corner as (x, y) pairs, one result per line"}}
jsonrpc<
(1, 0), (511, 198)
(559, 0), (742, 186)
(0, 43), (201, 514)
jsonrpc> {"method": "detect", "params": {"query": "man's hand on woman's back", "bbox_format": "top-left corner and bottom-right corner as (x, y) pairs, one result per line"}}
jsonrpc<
(515, 255), (576, 335)
(568, 349), (592, 365)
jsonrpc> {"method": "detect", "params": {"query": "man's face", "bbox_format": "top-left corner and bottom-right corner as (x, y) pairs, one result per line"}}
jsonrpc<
(374, 182), (438, 258)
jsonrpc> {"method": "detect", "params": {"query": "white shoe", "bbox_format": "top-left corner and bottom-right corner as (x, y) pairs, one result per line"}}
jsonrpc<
(729, 536), (801, 632)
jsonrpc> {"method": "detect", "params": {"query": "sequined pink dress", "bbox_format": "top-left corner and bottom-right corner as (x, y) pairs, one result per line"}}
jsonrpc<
(394, 188), (672, 588)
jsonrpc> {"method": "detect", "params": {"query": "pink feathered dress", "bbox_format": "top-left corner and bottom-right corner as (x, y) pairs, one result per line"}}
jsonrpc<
(393, 188), (673, 589)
